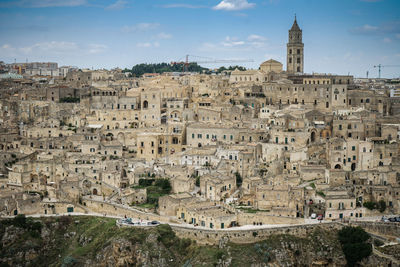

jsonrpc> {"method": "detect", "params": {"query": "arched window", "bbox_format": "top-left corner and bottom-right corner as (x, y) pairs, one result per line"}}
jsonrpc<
(143, 100), (148, 109)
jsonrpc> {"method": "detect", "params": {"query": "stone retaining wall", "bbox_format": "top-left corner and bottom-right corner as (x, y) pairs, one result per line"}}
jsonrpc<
(350, 221), (400, 238)
(171, 222), (342, 245)
(82, 198), (170, 222)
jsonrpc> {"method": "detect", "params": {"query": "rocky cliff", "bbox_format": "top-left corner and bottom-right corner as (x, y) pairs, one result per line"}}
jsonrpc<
(0, 215), (392, 266)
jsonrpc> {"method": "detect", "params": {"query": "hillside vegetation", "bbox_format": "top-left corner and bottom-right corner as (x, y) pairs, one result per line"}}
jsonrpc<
(0, 215), (374, 267)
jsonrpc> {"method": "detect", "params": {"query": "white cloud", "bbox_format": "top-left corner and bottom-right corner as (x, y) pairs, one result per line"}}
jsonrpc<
(20, 41), (78, 54)
(200, 35), (267, 52)
(0, 41), (109, 58)
(155, 32), (172, 39)
(161, 4), (205, 9)
(383, 37), (392, 43)
(136, 42), (160, 48)
(213, 0), (255, 11)
(122, 23), (160, 33)
(350, 24), (379, 34)
(2, 44), (13, 49)
(88, 44), (107, 54)
(106, 0), (128, 10)
(222, 36), (245, 47)
(3, 0), (88, 8)
(247, 34), (266, 41)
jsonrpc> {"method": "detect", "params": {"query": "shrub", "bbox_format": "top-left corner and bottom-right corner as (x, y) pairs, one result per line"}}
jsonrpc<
(154, 179), (171, 194)
(363, 201), (377, 210)
(58, 216), (72, 226)
(235, 172), (242, 187)
(338, 226), (372, 267)
(156, 224), (176, 247)
(13, 214), (27, 228)
(378, 200), (386, 213)
(138, 178), (154, 187)
(373, 239), (384, 247)
(61, 256), (77, 267)
(363, 200), (386, 212)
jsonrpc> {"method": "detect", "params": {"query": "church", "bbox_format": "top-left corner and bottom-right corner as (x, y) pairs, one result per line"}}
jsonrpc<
(229, 16), (353, 113)
(229, 16), (304, 84)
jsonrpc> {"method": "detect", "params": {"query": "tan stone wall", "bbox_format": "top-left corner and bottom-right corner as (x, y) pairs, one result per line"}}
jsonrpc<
(349, 221), (400, 238)
(171, 222), (341, 245)
(83, 198), (166, 222)
(237, 212), (303, 226)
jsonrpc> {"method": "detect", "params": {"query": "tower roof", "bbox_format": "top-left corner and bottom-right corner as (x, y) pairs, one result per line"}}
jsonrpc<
(290, 15), (301, 31)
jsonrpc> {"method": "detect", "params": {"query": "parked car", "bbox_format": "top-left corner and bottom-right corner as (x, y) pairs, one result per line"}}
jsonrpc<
(395, 217), (400, 222)
(388, 217), (396, 222)
(311, 213), (317, 219)
(381, 216), (389, 222)
(150, 220), (160, 225)
(317, 215), (323, 220)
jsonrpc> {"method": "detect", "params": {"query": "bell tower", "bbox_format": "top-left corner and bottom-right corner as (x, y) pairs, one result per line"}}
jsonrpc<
(287, 15), (304, 73)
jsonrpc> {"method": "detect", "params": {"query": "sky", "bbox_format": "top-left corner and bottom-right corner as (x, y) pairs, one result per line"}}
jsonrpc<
(0, 0), (400, 78)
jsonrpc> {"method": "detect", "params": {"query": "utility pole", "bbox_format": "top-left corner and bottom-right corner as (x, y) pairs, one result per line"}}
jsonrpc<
(373, 64), (400, 79)
(374, 64), (382, 78)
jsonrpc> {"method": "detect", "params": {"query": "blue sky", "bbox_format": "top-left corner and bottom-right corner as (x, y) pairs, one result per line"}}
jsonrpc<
(0, 0), (399, 77)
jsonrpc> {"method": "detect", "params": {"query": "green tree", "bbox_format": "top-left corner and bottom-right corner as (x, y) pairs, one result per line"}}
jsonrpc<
(363, 201), (377, 210)
(338, 226), (372, 267)
(235, 172), (242, 187)
(154, 179), (172, 194)
(378, 200), (386, 212)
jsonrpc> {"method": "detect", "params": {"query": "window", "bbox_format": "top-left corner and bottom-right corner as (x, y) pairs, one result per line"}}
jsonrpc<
(289, 58), (292, 63)
(297, 49), (300, 54)
(352, 146), (355, 151)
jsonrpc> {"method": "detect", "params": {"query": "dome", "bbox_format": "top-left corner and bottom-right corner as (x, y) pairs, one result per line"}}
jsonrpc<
(260, 59), (283, 73)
